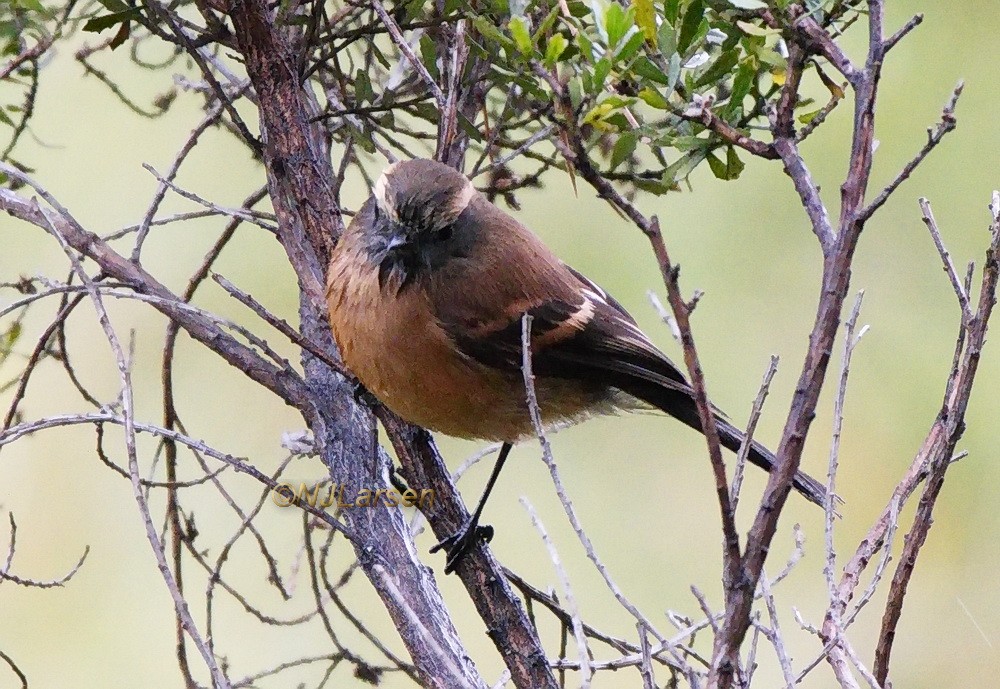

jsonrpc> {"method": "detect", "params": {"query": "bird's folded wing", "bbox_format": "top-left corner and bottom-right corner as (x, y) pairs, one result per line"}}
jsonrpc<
(442, 265), (693, 397)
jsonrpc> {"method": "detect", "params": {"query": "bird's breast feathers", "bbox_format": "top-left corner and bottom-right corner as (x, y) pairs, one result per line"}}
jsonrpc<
(326, 243), (613, 441)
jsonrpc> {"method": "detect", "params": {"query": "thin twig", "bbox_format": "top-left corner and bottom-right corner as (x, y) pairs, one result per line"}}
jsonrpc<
(37, 202), (231, 688)
(860, 83), (964, 222)
(514, 313), (687, 673)
(758, 571), (794, 689)
(370, 0), (444, 107)
(730, 356), (779, 510)
(825, 291), (866, 598)
(918, 195), (973, 322)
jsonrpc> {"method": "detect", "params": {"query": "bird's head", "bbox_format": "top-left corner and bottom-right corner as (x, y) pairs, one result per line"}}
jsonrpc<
(361, 159), (478, 291)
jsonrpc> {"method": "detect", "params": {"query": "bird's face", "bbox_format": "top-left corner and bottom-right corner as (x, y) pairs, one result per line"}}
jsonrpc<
(362, 159), (478, 292)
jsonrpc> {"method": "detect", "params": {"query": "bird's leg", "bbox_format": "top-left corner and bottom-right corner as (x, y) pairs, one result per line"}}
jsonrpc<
(389, 465), (411, 495)
(431, 442), (513, 573)
(351, 379), (379, 408)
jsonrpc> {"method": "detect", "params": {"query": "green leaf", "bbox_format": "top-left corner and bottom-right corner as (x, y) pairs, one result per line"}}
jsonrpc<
(610, 131), (639, 169)
(755, 46), (787, 69)
(419, 34), (440, 77)
(601, 95), (635, 108)
(575, 30), (595, 61)
(677, 0), (705, 53)
(603, 2), (632, 49)
(95, 0), (128, 11)
(798, 108), (822, 124)
(474, 17), (515, 49)
(736, 19), (773, 37)
(665, 51), (682, 92)
(83, 8), (140, 33)
(508, 16), (533, 55)
(631, 56), (670, 85)
(685, 17), (710, 56)
(354, 132), (377, 154)
(544, 33), (569, 66)
(664, 0), (681, 23)
(639, 86), (669, 109)
(616, 30), (646, 63)
(592, 57), (612, 90)
(582, 101), (617, 126)
(635, 177), (674, 195)
(662, 149), (706, 184)
(568, 75), (585, 108)
(457, 113), (484, 142)
(725, 145), (745, 178)
(657, 22), (677, 56)
(674, 135), (708, 151)
(354, 69), (373, 103)
(632, 0), (656, 43)
(706, 147), (745, 179)
(1, 322), (21, 350)
(533, 6), (561, 41)
(706, 151), (727, 178)
(725, 60), (755, 115)
(604, 112), (631, 129)
(14, 0), (45, 11)
(694, 48), (739, 87)
(402, 0), (425, 22)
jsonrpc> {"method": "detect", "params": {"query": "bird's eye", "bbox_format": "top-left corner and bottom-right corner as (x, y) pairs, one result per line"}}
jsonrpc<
(437, 226), (453, 242)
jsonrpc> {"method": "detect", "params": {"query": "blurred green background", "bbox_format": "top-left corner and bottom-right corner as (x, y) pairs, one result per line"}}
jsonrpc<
(2, 2), (999, 687)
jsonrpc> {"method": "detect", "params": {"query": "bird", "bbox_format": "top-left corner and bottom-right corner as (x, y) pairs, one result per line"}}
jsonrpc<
(326, 158), (826, 572)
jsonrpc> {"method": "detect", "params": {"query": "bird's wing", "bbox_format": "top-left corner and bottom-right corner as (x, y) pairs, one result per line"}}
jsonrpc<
(437, 256), (827, 506)
(441, 264), (693, 397)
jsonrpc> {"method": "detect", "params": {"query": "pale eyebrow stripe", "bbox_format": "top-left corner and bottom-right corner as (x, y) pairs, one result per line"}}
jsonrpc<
(373, 162), (401, 220)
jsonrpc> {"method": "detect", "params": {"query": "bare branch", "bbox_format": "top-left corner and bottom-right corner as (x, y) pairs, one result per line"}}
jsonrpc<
(774, 138), (835, 250)
(370, 0), (445, 108)
(731, 356), (780, 510)
(515, 318), (691, 677)
(825, 292), (866, 597)
(918, 195), (973, 321)
(885, 13), (925, 52)
(36, 198), (231, 687)
(860, 83), (963, 222)
(0, 174), (312, 411)
(0, 513), (89, 588)
(872, 193), (1000, 685)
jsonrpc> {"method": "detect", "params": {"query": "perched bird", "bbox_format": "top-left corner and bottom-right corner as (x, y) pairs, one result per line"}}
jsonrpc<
(326, 158), (826, 572)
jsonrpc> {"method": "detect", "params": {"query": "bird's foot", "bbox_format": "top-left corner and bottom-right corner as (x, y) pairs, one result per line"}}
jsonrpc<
(351, 380), (378, 407)
(430, 520), (494, 574)
(390, 466), (410, 495)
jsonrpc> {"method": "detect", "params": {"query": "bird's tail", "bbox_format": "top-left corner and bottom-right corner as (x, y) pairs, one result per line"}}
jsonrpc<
(622, 381), (827, 506)
(713, 415), (826, 506)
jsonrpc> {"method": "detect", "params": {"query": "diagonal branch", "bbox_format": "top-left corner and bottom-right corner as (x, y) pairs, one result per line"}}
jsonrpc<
(0, 172), (312, 412)
(859, 83), (963, 222)
(370, 0), (445, 108)
(218, 1), (554, 686)
(871, 194), (1000, 685)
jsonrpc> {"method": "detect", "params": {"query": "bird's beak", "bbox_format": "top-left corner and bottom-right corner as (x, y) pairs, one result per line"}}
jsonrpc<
(385, 233), (409, 252)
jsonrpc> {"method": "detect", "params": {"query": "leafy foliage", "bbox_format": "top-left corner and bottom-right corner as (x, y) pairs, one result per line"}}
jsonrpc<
(2, 0), (863, 201)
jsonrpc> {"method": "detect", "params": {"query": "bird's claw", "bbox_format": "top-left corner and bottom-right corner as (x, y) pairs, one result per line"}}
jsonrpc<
(430, 521), (494, 573)
(389, 466), (410, 495)
(352, 380), (378, 407)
